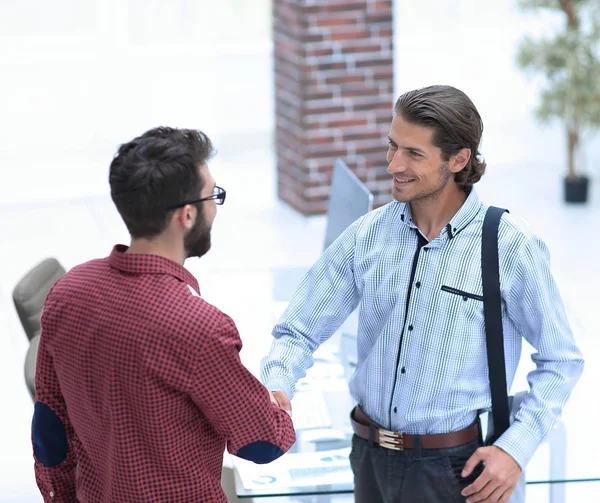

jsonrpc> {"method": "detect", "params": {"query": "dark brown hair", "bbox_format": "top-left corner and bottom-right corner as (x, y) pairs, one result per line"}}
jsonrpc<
(395, 85), (486, 191)
(109, 127), (215, 238)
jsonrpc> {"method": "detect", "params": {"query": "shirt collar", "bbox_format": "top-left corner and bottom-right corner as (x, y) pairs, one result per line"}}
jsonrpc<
(397, 188), (482, 240)
(108, 245), (200, 293)
(445, 188), (482, 239)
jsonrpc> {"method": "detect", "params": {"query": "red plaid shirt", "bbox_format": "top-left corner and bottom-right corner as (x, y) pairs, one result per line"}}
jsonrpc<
(33, 245), (295, 502)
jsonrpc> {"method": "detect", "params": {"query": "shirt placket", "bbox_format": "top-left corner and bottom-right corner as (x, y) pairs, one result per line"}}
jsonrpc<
(388, 231), (431, 429)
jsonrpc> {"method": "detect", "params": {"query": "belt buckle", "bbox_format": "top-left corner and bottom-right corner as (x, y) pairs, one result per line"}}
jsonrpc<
(378, 428), (404, 451)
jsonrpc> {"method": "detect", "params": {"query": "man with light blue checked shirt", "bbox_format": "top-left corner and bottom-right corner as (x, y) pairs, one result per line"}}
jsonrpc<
(262, 85), (583, 503)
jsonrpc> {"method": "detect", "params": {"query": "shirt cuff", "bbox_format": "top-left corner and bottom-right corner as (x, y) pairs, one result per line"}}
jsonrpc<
(263, 373), (294, 401)
(493, 420), (539, 470)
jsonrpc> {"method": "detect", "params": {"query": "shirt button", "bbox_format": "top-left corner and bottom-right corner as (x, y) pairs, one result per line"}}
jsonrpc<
(393, 407), (398, 413)
(408, 325), (414, 331)
(415, 281), (421, 288)
(49, 493), (54, 498)
(401, 367), (406, 374)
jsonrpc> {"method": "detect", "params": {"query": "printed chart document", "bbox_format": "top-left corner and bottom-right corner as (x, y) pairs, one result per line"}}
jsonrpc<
(234, 448), (352, 490)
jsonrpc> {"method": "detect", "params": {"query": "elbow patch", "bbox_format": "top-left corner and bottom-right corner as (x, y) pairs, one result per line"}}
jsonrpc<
(32, 402), (68, 467)
(236, 441), (285, 464)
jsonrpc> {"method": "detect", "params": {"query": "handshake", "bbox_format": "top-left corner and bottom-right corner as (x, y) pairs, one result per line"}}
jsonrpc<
(270, 390), (292, 417)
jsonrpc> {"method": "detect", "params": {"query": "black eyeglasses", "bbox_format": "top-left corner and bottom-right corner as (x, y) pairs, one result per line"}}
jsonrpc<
(166, 186), (226, 211)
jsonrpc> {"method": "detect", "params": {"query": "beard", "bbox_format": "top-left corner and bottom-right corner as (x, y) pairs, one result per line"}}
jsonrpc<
(393, 161), (452, 203)
(423, 161), (453, 201)
(184, 216), (212, 259)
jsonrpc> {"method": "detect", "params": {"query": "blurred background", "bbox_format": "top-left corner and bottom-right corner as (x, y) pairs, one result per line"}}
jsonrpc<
(1, 0), (599, 501)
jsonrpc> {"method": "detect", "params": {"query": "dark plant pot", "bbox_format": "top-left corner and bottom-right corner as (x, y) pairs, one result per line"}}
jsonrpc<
(564, 176), (589, 203)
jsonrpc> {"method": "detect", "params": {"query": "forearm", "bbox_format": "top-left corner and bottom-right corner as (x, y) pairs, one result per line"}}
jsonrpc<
(192, 314), (296, 463)
(262, 229), (360, 396)
(261, 327), (316, 398)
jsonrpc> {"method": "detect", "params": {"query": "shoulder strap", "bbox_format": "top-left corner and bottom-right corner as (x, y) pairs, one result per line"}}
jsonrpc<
(482, 206), (510, 443)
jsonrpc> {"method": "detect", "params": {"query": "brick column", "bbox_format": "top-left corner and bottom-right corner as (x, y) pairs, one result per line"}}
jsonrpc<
(274, 0), (394, 215)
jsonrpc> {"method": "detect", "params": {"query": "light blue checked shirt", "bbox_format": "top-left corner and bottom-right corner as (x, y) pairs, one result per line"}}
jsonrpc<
(262, 189), (583, 469)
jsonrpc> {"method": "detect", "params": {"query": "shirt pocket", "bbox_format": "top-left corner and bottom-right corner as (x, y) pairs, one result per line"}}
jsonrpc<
(438, 285), (486, 361)
(440, 285), (484, 302)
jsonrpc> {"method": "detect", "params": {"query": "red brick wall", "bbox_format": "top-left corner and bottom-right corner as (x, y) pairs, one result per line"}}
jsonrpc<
(274, 0), (394, 215)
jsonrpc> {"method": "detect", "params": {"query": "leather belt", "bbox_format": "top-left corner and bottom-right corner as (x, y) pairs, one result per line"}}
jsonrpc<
(351, 406), (479, 451)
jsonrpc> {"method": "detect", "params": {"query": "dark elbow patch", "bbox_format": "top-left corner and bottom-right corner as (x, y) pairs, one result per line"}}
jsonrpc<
(236, 441), (284, 464)
(32, 402), (68, 467)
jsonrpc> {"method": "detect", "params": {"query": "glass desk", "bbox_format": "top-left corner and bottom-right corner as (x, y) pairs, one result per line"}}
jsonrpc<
(234, 330), (600, 502)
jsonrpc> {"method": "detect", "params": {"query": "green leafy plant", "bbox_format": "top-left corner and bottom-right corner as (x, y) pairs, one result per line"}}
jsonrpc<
(516, 0), (600, 179)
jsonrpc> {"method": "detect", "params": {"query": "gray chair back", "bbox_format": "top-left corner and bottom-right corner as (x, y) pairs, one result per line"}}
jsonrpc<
(323, 158), (374, 250)
(13, 258), (66, 341)
(13, 257), (66, 400)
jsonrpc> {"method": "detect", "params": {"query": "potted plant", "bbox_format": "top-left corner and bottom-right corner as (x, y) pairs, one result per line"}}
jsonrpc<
(516, 0), (600, 203)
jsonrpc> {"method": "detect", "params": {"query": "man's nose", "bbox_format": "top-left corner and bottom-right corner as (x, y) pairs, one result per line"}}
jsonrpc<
(387, 151), (405, 174)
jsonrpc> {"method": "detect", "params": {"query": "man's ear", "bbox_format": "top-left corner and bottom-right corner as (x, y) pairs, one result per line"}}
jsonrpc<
(183, 204), (197, 231)
(171, 205), (196, 231)
(449, 148), (471, 174)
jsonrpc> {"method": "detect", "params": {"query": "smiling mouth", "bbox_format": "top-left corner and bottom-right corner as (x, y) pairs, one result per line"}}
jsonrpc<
(394, 176), (416, 187)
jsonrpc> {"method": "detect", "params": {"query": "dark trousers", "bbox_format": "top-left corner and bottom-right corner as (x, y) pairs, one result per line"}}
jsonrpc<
(350, 434), (484, 503)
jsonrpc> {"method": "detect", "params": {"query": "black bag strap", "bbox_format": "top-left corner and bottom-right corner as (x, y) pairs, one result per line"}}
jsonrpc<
(482, 206), (510, 443)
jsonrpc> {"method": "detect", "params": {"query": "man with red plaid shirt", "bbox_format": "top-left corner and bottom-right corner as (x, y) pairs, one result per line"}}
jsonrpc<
(32, 127), (295, 503)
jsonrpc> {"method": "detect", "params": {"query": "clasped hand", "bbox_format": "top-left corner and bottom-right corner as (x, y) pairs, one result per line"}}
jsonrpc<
(269, 390), (292, 417)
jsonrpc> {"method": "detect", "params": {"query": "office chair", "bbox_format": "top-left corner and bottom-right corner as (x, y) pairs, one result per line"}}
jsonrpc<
(323, 158), (374, 250)
(13, 257), (66, 399)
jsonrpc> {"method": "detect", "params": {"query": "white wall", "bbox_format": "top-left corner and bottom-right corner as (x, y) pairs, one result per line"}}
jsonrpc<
(393, 0), (600, 179)
(0, 0), (273, 203)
